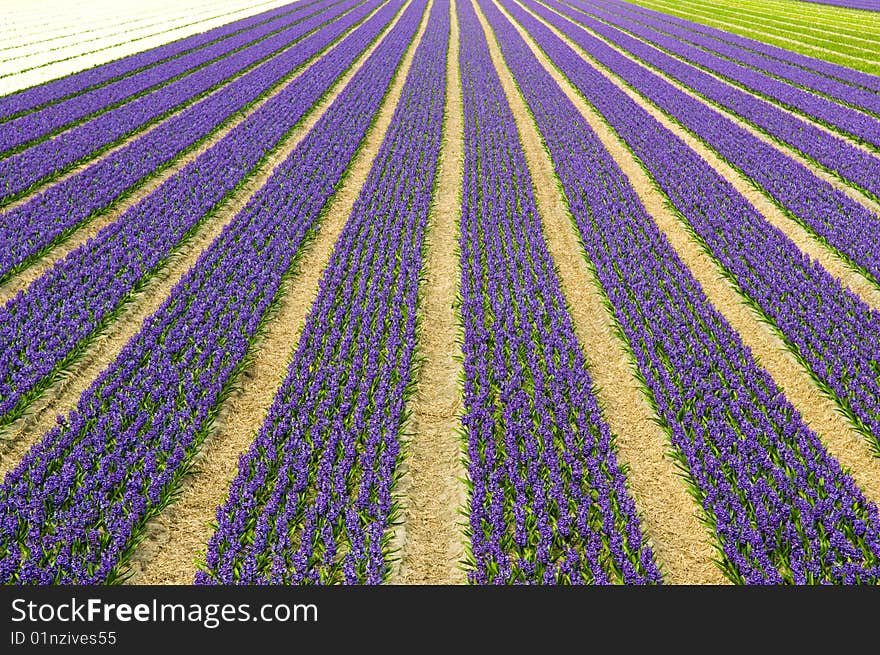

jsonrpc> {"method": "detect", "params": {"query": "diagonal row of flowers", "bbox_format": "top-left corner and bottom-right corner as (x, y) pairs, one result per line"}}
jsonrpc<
(0, 0), (390, 427)
(485, 0), (880, 583)
(570, 0), (880, 146)
(797, 0), (880, 10)
(526, 0), (880, 452)
(539, 0), (880, 203)
(657, 0), (878, 57)
(0, 0), (339, 155)
(0, 0), (373, 283)
(0, 0), (353, 203)
(0, 1), (305, 119)
(454, 0), (660, 585)
(562, 0), (880, 148)
(197, 0), (447, 586)
(629, 0), (880, 80)
(575, 0), (880, 117)
(608, 1), (880, 94)
(0, 0), (425, 585)
(515, 5), (880, 317)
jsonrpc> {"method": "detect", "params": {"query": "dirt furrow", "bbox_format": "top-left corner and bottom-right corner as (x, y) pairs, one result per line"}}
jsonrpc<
(515, 1), (880, 515)
(391, 0), (468, 586)
(0, 1), (393, 480)
(127, 0), (431, 585)
(0, 9), (361, 306)
(644, 0), (880, 49)
(558, 3), (880, 156)
(644, 0), (880, 43)
(0, 0), (352, 214)
(530, 1), (880, 311)
(478, 0), (727, 585)
(636, 0), (880, 66)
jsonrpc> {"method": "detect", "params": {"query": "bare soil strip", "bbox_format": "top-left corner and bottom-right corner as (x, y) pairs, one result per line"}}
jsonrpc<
(650, 0), (880, 49)
(516, 2), (880, 513)
(0, 1), (393, 479)
(127, 0), (432, 585)
(531, 7), (880, 214)
(1, 1), (349, 214)
(615, 47), (880, 217)
(570, 5), (880, 156)
(391, 0), (468, 586)
(530, 1), (880, 312)
(0, 17), (354, 306)
(644, 0), (880, 47)
(479, 0), (727, 584)
(0, 1), (298, 94)
(640, 0), (880, 66)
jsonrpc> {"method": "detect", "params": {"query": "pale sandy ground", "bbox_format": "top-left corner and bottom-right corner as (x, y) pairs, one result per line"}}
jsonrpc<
(639, 0), (880, 65)
(0, 0), (302, 95)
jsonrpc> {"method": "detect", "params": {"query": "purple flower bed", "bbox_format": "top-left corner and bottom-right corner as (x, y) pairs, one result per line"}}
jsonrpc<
(487, 0), (880, 583)
(0, 2), (304, 119)
(523, 0), (880, 459)
(539, 1), (880, 216)
(0, 0), (340, 154)
(0, 0), (390, 428)
(0, 1), (368, 204)
(0, 0), (424, 585)
(508, 6), (880, 291)
(560, 0), (880, 147)
(0, 0), (369, 283)
(456, 0), (659, 585)
(614, 0), (880, 94)
(797, 0), (879, 10)
(586, 0), (880, 116)
(197, 0), (446, 586)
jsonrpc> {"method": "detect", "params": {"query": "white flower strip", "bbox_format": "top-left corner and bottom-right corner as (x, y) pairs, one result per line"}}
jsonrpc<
(0, 0), (299, 95)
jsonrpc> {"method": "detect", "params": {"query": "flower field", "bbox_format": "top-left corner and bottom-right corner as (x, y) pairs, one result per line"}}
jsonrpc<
(1, 0), (879, 585)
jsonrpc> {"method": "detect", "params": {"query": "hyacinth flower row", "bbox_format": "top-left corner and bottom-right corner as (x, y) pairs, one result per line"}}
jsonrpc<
(0, 1), (361, 204)
(583, 0), (880, 117)
(487, 0), (880, 583)
(0, 0), (340, 154)
(561, 0), (880, 149)
(535, 0), (880, 438)
(0, 0), (394, 428)
(598, 0), (880, 95)
(0, 2), (305, 119)
(0, 0), (425, 585)
(197, 0), (446, 586)
(605, 0), (880, 91)
(524, 0), (880, 448)
(560, 0), (880, 148)
(552, 2), (880, 146)
(539, 0), (880, 202)
(514, 6), (880, 289)
(0, 0), (370, 283)
(646, 0), (878, 65)
(798, 0), (880, 8)
(456, 0), (660, 586)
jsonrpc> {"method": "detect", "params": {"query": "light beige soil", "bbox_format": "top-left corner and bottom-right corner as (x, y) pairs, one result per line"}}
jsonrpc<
(0, 0), (297, 95)
(127, 0), (433, 584)
(392, 0), (468, 586)
(0, 0), (368, 216)
(636, 0), (879, 66)
(513, 3), (880, 221)
(0, 1), (392, 478)
(641, 0), (880, 50)
(479, 0), (728, 585)
(0, 12), (359, 306)
(525, 1), (880, 312)
(558, 2), (880, 155)
(515, 1), (880, 514)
